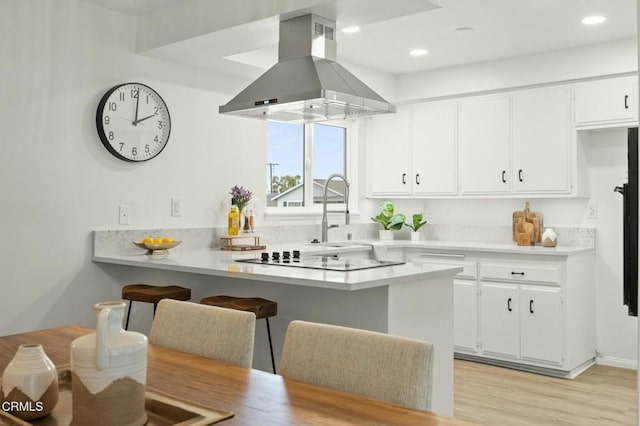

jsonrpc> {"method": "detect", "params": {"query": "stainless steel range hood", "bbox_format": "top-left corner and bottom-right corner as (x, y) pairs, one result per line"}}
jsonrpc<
(219, 14), (395, 123)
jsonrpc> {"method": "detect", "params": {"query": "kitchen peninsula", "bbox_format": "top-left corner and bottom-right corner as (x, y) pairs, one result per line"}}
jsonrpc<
(93, 232), (462, 415)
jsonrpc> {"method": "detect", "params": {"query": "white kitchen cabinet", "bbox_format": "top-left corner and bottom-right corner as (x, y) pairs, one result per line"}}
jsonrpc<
(368, 102), (457, 196)
(512, 87), (571, 194)
(400, 250), (478, 352)
(574, 76), (638, 128)
(459, 96), (511, 194)
(453, 279), (477, 353)
(479, 282), (519, 359)
(412, 102), (458, 195)
(368, 106), (412, 195)
(520, 286), (563, 365)
(388, 246), (595, 378)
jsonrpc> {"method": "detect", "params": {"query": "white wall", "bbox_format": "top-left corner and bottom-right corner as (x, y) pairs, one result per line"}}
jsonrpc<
(0, 0), (266, 335)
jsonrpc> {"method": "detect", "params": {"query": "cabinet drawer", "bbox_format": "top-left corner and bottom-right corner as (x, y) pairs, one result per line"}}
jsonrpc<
(413, 253), (477, 279)
(481, 263), (561, 284)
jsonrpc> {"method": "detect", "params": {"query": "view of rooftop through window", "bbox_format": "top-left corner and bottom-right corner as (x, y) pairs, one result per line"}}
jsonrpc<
(267, 122), (346, 208)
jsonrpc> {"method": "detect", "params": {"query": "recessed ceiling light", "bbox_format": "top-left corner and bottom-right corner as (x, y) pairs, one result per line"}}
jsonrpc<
(409, 49), (428, 57)
(582, 16), (606, 25)
(454, 26), (474, 32)
(342, 26), (360, 34)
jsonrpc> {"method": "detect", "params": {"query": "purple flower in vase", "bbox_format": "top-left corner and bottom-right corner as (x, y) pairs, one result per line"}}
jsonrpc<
(230, 185), (253, 213)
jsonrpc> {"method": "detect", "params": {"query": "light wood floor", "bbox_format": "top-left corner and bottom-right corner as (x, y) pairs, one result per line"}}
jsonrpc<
(454, 360), (637, 425)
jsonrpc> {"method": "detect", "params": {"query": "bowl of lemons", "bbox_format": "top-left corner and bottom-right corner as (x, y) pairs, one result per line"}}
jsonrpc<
(133, 237), (181, 255)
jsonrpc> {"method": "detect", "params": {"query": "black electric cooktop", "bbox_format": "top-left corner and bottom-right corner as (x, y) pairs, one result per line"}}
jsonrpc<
(235, 252), (405, 272)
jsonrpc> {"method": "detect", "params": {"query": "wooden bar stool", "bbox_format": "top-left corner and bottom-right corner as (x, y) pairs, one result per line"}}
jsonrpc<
(122, 284), (192, 330)
(200, 296), (278, 373)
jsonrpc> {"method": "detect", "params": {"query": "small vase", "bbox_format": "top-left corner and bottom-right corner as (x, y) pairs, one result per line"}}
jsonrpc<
(379, 229), (394, 241)
(2, 344), (59, 420)
(542, 228), (557, 247)
(70, 301), (148, 426)
(411, 231), (421, 241)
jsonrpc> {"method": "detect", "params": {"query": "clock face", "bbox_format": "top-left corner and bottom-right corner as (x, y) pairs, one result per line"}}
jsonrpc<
(96, 83), (171, 162)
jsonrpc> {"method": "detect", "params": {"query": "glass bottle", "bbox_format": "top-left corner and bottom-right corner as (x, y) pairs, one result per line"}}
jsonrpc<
(243, 213), (251, 233)
(228, 200), (239, 236)
(249, 210), (255, 233)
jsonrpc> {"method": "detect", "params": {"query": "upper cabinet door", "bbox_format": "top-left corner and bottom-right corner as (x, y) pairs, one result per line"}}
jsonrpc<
(368, 107), (412, 195)
(459, 96), (511, 194)
(512, 87), (571, 194)
(574, 76), (638, 127)
(412, 101), (458, 195)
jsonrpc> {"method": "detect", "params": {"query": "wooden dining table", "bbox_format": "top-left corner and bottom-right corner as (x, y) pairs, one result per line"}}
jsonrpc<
(0, 325), (473, 425)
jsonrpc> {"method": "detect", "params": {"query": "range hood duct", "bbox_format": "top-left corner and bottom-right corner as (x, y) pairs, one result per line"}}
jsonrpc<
(219, 14), (395, 123)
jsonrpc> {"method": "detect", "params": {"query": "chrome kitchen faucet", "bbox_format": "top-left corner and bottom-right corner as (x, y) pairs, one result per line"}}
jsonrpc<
(321, 174), (350, 243)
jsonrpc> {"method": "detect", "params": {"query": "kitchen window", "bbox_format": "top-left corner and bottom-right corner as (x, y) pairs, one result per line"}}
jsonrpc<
(266, 120), (356, 217)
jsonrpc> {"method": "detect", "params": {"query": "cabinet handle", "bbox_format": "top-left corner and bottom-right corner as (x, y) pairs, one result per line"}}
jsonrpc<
(501, 170), (506, 183)
(518, 169), (523, 182)
(529, 300), (534, 314)
(507, 297), (512, 312)
(511, 271), (525, 276)
(415, 173), (420, 185)
(402, 173), (407, 184)
(625, 95), (629, 109)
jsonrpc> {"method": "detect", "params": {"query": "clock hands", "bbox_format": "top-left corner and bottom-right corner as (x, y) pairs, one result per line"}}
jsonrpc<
(132, 113), (156, 126)
(133, 89), (140, 125)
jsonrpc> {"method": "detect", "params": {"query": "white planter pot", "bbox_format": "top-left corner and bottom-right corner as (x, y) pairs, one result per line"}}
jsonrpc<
(410, 231), (421, 241)
(379, 230), (394, 240)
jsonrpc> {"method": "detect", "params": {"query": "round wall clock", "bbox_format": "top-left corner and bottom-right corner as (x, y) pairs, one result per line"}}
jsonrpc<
(96, 82), (171, 162)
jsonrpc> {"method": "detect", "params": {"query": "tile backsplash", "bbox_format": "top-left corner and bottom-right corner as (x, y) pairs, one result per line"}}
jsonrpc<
(94, 223), (594, 255)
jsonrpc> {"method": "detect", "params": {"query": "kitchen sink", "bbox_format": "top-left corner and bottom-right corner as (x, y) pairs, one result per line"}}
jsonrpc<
(304, 241), (368, 248)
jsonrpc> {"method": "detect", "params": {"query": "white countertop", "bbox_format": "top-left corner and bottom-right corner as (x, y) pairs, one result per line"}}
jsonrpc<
(93, 245), (462, 291)
(360, 240), (595, 256)
(93, 235), (593, 291)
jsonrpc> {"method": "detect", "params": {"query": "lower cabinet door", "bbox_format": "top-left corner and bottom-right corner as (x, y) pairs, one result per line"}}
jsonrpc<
(480, 282), (519, 359)
(454, 279), (477, 353)
(520, 286), (563, 365)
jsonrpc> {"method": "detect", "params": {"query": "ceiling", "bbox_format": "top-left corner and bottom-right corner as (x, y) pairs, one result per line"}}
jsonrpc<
(80, 0), (636, 78)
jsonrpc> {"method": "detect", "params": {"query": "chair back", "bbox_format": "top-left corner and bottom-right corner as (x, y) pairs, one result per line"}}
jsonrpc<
(150, 299), (255, 367)
(279, 320), (434, 410)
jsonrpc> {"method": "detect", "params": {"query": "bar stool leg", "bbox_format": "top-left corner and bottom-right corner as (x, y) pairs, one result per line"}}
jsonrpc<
(124, 301), (133, 330)
(265, 317), (276, 374)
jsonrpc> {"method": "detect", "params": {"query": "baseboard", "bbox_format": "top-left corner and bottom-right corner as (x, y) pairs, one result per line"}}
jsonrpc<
(596, 355), (637, 370)
(455, 353), (595, 379)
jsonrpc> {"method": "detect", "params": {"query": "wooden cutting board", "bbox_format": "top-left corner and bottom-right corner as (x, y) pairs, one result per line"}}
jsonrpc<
(512, 202), (543, 245)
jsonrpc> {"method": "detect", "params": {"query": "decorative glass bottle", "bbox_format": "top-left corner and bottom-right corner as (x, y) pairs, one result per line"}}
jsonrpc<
(228, 200), (239, 236)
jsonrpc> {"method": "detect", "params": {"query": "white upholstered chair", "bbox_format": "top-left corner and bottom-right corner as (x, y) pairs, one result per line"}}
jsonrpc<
(149, 299), (256, 368)
(279, 320), (434, 411)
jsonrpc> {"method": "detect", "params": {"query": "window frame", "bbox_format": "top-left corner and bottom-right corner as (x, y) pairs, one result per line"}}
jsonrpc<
(265, 118), (359, 220)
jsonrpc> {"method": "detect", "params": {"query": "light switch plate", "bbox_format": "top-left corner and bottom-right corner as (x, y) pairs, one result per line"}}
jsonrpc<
(119, 205), (130, 225)
(586, 202), (597, 219)
(171, 198), (182, 217)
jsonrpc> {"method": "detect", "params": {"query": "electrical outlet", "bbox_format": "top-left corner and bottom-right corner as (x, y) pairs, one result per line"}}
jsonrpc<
(586, 202), (597, 219)
(171, 197), (182, 217)
(119, 205), (130, 225)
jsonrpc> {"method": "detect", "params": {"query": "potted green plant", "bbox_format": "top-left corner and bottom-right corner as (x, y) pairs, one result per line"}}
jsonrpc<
(405, 213), (427, 241)
(371, 201), (405, 240)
